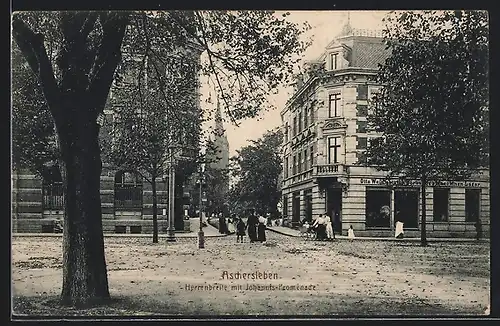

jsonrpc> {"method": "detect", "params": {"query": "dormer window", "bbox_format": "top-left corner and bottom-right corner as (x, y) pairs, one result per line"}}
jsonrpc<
(329, 52), (339, 70)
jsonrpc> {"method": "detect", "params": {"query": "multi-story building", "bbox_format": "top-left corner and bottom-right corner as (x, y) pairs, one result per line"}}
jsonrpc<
(12, 41), (203, 234)
(280, 22), (490, 238)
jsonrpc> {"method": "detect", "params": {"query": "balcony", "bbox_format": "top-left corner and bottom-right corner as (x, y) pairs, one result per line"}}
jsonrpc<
(313, 163), (346, 176)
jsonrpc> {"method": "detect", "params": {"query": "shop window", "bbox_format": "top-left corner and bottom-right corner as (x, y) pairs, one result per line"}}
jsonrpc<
(465, 189), (481, 222)
(433, 188), (449, 222)
(394, 189), (419, 229)
(366, 189), (391, 227)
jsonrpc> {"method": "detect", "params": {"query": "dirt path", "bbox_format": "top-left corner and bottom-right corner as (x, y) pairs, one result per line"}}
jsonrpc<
(11, 233), (490, 316)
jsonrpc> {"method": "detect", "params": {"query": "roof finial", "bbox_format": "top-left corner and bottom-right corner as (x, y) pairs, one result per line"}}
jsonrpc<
(340, 11), (353, 36)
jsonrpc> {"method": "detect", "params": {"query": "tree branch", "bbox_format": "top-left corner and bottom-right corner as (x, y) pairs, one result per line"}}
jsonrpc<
(88, 12), (130, 117)
(12, 16), (61, 120)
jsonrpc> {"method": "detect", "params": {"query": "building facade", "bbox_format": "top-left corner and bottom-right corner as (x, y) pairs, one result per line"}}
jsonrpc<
(280, 24), (490, 238)
(12, 42), (203, 234)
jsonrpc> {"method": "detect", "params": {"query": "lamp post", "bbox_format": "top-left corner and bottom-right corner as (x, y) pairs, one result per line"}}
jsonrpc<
(166, 145), (176, 242)
(198, 163), (205, 249)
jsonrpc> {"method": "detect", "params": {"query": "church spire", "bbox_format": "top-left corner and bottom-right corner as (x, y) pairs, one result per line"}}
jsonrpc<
(214, 98), (225, 137)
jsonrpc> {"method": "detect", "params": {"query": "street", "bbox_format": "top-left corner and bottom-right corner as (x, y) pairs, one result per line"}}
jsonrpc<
(12, 232), (489, 316)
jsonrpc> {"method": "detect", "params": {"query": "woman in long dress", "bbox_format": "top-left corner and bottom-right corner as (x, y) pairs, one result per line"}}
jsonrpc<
(227, 216), (236, 234)
(325, 213), (334, 240)
(247, 214), (258, 242)
(348, 225), (355, 239)
(313, 214), (327, 240)
(257, 215), (267, 242)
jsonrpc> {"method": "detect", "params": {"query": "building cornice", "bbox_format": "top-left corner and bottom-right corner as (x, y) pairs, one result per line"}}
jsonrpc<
(281, 68), (379, 116)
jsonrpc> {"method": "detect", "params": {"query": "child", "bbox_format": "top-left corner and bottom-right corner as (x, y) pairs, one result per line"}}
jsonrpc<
(348, 225), (355, 240)
(236, 217), (246, 243)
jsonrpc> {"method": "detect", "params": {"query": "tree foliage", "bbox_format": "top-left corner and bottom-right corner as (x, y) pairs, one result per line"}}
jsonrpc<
(229, 129), (283, 216)
(12, 10), (308, 305)
(12, 43), (59, 178)
(366, 10), (488, 180)
(364, 10), (489, 246)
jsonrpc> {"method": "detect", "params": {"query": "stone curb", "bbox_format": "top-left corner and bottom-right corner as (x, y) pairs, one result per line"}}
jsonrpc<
(266, 227), (490, 243)
(12, 232), (228, 239)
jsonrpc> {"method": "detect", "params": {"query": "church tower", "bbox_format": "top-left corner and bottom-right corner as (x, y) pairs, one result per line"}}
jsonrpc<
(204, 99), (230, 215)
(207, 100), (229, 171)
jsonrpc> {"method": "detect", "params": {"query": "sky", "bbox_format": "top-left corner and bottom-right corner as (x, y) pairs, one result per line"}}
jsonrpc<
(203, 10), (390, 157)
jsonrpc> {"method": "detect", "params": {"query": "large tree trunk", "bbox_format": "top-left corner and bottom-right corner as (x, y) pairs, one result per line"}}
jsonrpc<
(12, 12), (130, 307)
(420, 176), (428, 247)
(59, 112), (109, 307)
(152, 176), (158, 243)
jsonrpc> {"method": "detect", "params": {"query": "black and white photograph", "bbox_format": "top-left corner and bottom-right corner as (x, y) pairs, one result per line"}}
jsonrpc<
(10, 8), (491, 319)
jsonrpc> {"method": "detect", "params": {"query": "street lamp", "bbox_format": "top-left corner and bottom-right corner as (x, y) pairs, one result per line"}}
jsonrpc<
(166, 145), (176, 242)
(198, 163), (205, 249)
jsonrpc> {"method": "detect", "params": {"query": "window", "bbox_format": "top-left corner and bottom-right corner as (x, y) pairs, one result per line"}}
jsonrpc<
(114, 171), (143, 210)
(304, 108), (308, 127)
(298, 111), (303, 133)
(42, 165), (64, 210)
(328, 93), (341, 118)
(310, 146), (314, 166)
(292, 155), (297, 175)
(283, 195), (288, 218)
(433, 188), (449, 222)
(310, 106), (314, 124)
(357, 120), (367, 133)
(284, 123), (288, 142)
(284, 157), (289, 179)
(357, 137), (367, 150)
(115, 226), (127, 234)
(366, 189), (391, 227)
(394, 189), (419, 229)
(304, 189), (312, 222)
(298, 152), (302, 173)
(330, 52), (338, 70)
(293, 116), (297, 137)
(304, 149), (308, 170)
(465, 189), (481, 222)
(328, 137), (341, 164)
(43, 181), (64, 210)
(130, 226), (142, 234)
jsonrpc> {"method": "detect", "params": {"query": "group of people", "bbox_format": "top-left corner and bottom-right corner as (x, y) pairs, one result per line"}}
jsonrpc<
(302, 213), (335, 241)
(302, 213), (356, 240)
(212, 212), (268, 243)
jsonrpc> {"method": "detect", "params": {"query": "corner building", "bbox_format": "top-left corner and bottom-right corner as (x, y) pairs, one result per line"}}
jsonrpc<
(280, 24), (490, 238)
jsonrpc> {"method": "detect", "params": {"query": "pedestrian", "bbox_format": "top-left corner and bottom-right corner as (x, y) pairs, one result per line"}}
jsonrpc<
(325, 212), (334, 240)
(236, 217), (246, 243)
(227, 215), (236, 234)
(247, 213), (258, 243)
(313, 214), (327, 240)
(257, 214), (267, 242)
(348, 225), (355, 240)
(218, 213), (225, 234)
(395, 220), (404, 239)
(475, 218), (482, 241)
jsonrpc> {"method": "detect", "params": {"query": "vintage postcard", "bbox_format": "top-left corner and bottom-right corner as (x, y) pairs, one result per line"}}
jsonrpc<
(11, 9), (491, 319)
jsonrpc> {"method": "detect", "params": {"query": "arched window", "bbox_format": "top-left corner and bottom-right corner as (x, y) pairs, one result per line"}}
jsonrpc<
(114, 171), (143, 210)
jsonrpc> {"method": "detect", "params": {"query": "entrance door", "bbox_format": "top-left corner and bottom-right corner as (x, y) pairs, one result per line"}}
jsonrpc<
(304, 189), (312, 222)
(394, 189), (419, 229)
(327, 188), (342, 234)
(292, 192), (301, 226)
